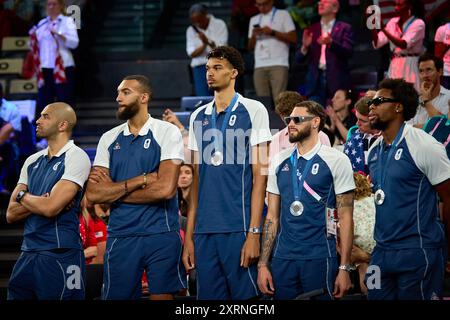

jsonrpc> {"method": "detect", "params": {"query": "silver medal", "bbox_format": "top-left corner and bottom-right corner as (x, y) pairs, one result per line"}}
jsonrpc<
(374, 189), (385, 205)
(211, 151), (223, 166)
(290, 201), (304, 216)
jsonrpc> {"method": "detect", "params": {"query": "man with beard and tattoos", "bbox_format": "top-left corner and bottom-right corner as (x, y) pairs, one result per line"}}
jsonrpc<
(86, 75), (186, 300)
(258, 100), (355, 300)
(366, 78), (450, 300)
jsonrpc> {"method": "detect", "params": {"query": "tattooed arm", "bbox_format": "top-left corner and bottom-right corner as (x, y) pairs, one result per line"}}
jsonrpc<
(257, 192), (280, 295)
(333, 191), (354, 298)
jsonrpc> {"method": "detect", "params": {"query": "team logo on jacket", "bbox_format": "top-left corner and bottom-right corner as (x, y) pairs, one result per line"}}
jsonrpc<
(394, 148), (403, 160)
(311, 163), (319, 175)
(113, 142), (121, 150)
(281, 163), (290, 172)
(143, 138), (151, 149)
(202, 118), (209, 126)
(229, 115), (237, 126)
(53, 161), (61, 171)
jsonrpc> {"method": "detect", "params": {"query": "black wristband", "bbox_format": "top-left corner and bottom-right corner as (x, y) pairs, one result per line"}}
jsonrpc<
(271, 30), (276, 37)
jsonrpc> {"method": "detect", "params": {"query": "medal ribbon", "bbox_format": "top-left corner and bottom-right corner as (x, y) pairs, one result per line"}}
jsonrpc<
(290, 145), (321, 203)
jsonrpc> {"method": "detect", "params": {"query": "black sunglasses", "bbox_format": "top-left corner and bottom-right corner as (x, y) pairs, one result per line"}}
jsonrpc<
(367, 97), (398, 107)
(284, 116), (316, 126)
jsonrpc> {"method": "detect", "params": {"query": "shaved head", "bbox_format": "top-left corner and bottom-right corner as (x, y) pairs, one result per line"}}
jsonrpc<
(46, 102), (77, 132)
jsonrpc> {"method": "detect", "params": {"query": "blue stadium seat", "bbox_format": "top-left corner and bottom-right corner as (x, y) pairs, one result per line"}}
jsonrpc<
(180, 96), (213, 112)
(173, 111), (191, 129)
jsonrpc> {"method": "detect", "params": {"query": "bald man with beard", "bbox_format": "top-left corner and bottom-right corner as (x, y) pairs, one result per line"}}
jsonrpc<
(6, 102), (91, 300)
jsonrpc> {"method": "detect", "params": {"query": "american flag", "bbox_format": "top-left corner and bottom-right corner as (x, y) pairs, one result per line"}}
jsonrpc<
(374, 0), (449, 24)
(343, 129), (367, 174)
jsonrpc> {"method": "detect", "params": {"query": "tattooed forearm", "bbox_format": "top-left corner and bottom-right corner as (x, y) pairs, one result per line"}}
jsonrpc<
(258, 218), (279, 268)
(336, 192), (354, 209)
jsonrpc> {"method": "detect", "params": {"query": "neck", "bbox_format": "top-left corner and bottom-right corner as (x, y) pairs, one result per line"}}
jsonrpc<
(399, 12), (412, 25)
(49, 14), (59, 20)
(321, 14), (335, 24)
(47, 134), (69, 158)
(382, 119), (403, 145)
(336, 107), (349, 120)
(181, 187), (190, 200)
(128, 109), (149, 135)
(296, 132), (319, 156)
(214, 86), (236, 112)
(430, 83), (441, 99)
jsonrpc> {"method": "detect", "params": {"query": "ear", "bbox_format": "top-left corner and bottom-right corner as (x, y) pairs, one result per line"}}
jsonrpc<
(231, 69), (238, 79)
(141, 92), (150, 104)
(395, 104), (403, 114)
(59, 120), (68, 132)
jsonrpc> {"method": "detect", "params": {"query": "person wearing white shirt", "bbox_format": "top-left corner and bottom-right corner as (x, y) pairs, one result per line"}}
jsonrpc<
(32, 0), (79, 118)
(408, 53), (450, 128)
(186, 4), (228, 96)
(434, 22), (450, 89)
(248, 0), (297, 102)
(371, 0), (425, 91)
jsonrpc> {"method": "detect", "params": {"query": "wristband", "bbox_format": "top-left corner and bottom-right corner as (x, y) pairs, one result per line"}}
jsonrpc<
(124, 180), (129, 196)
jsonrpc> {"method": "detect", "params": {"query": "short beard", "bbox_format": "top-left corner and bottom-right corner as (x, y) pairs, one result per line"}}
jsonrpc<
(117, 101), (140, 120)
(289, 123), (312, 143)
(370, 119), (389, 131)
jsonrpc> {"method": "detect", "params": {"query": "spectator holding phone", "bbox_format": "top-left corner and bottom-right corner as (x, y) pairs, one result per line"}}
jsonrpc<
(186, 3), (228, 96)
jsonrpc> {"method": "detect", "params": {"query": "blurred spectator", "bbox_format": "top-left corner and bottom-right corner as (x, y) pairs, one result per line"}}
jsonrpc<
(0, 0), (30, 49)
(296, 0), (353, 107)
(0, 83), (22, 195)
(79, 196), (98, 264)
(269, 91), (330, 159)
(325, 89), (357, 145)
(81, 196), (108, 265)
(162, 108), (190, 163)
(435, 22), (450, 89)
(248, 0), (297, 102)
(371, 0), (425, 91)
(4, 0), (34, 23)
(408, 53), (450, 128)
(178, 164), (194, 237)
(351, 172), (376, 295)
(423, 103), (450, 159)
(30, 0), (79, 119)
(287, 0), (318, 30)
(230, 0), (259, 49)
(344, 93), (381, 175)
(186, 4), (228, 96)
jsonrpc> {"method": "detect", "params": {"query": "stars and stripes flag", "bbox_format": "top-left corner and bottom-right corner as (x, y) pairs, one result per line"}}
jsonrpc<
(344, 129), (367, 174)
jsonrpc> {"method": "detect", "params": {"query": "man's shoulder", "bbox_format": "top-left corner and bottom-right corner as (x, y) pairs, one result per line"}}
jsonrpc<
(335, 20), (352, 29)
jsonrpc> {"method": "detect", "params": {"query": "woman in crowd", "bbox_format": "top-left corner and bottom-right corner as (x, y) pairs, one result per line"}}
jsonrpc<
(325, 89), (357, 145)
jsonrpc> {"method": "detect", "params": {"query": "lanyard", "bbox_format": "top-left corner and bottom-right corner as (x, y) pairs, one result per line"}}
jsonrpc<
(210, 93), (239, 150)
(290, 145), (321, 202)
(377, 123), (405, 189)
(402, 16), (416, 35)
(258, 7), (277, 27)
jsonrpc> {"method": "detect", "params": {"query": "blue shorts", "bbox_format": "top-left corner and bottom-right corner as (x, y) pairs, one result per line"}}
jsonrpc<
(8, 249), (85, 300)
(271, 256), (337, 300)
(366, 247), (446, 300)
(194, 232), (259, 300)
(102, 231), (186, 300)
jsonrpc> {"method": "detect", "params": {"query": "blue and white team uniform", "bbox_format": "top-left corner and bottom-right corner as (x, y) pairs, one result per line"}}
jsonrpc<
(367, 123), (450, 300)
(188, 93), (272, 299)
(267, 142), (355, 300)
(94, 115), (186, 299)
(8, 140), (91, 300)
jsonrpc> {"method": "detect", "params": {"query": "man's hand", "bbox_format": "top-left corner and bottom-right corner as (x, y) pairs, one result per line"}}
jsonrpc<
(333, 270), (352, 299)
(198, 31), (209, 44)
(420, 81), (434, 103)
(317, 33), (332, 45)
(182, 238), (196, 271)
(162, 109), (185, 131)
(260, 26), (273, 36)
(302, 29), (313, 48)
(257, 265), (275, 295)
(252, 26), (263, 38)
(89, 167), (113, 184)
(240, 233), (260, 268)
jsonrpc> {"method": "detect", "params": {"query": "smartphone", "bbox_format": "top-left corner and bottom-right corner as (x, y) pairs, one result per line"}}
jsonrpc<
(253, 24), (260, 28)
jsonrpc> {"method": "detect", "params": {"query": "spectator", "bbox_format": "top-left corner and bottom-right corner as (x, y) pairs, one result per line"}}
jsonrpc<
(0, 0), (29, 49)
(351, 172), (376, 295)
(248, 0), (297, 102)
(30, 0), (79, 119)
(178, 164), (193, 228)
(0, 83), (22, 195)
(367, 78), (450, 300)
(259, 100), (355, 299)
(408, 53), (450, 128)
(230, 0), (259, 49)
(325, 89), (357, 145)
(296, 0), (353, 107)
(269, 91), (330, 160)
(434, 22), (450, 89)
(79, 196), (98, 264)
(186, 3), (228, 96)
(81, 196), (108, 264)
(423, 102), (450, 159)
(344, 93), (381, 175)
(371, 0), (425, 91)
(4, 0), (34, 23)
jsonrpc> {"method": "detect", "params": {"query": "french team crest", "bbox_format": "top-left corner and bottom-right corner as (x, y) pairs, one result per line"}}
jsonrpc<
(202, 118), (209, 126)
(113, 142), (121, 150)
(281, 163), (290, 172)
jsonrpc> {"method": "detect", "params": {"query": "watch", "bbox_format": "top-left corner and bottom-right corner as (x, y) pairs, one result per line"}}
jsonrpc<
(248, 227), (262, 234)
(16, 190), (28, 203)
(338, 264), (354, 272)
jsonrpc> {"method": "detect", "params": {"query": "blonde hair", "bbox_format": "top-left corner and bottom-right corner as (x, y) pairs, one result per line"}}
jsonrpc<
(353, 172), (372, 200)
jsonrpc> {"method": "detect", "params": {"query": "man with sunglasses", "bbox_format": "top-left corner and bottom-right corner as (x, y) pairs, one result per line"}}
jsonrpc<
(366, 78), (450, 300)
(258, 100), (355, 300)
(183, 46), (272, 299)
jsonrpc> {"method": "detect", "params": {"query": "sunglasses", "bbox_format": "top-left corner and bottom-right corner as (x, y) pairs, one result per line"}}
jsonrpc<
(284, 116), (316, 126)
(367, 97), (398, 107)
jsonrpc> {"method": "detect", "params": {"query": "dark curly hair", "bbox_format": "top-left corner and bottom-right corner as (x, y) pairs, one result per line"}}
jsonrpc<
(377, 78), (418, 121)
(207, 46), (245, 77)
(275, 91), (306, 117)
